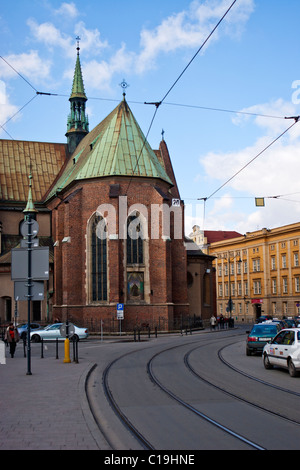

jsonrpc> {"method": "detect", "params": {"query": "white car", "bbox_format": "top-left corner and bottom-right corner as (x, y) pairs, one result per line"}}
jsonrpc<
(263, 328), (300, 377)
(30, 323), (88, 342)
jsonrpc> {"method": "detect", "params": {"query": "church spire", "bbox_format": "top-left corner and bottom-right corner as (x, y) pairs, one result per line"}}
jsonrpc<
(66, 37), (89, 154)
(23, 171), (38, 216)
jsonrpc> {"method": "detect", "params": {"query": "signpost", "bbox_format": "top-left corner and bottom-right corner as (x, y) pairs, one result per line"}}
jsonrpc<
(117, 303), (124, 335)
(11, 209), (49, 375)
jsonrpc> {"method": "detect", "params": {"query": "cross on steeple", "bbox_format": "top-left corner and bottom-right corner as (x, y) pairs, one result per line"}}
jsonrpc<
(119, 79), (129, 98)
(76, 36), (81, 54)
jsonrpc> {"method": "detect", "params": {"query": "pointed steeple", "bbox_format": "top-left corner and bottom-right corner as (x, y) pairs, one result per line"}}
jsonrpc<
(23, 171), (38, 217)
(66, 37), (89, 155)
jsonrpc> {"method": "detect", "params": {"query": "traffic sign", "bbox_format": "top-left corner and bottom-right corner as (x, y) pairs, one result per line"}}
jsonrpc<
(20, 219), (39, 238)
(117, 303), (124, 320)
(14, 280), (44, 301)
(60, 323), (75, 338)
(11, 247), (49, 280)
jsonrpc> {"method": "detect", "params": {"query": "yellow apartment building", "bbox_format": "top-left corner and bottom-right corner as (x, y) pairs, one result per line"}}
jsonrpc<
(208, 222), (300, 323)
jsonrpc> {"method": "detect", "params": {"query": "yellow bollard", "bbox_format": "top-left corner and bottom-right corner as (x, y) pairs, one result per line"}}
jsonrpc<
(63, 338), (71, 363)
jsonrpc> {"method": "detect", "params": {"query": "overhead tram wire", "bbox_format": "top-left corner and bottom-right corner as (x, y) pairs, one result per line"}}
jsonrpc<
(125, 0), (238, 195)
(205, 117), (300, 201)
(147, 0), (238, 108)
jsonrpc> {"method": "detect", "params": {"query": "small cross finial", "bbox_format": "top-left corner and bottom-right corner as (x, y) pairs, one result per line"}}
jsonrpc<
(76, 36), (81, 54)
(161, 129), (165, 141)
(119, 79), (129, 97)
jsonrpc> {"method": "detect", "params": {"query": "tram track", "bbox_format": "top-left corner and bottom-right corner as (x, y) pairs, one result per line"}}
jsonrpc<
(184, 343), (300, 427)
(147, 345), (265, 451)
(218, 344), (300, 398)
(85, 331), (300, 450)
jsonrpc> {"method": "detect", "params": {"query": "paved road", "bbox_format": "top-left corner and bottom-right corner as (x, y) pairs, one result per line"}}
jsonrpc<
(1, 327), (299, 450)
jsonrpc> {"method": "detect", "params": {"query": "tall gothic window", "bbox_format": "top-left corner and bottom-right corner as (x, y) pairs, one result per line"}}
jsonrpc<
(91, 215), (107, 302)
(127, 215), (144, 265)
(126, 214), (145, 302)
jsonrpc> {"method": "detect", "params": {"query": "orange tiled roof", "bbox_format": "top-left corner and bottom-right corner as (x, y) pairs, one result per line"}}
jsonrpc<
(0, 139), (68, 202)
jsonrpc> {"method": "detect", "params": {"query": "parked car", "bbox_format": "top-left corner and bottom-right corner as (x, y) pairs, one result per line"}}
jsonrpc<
(246, 322), (282, 356)
(30, 323), (88, 342)
(17, 323), (41, 340)
(255, 315), (273, 323)
(284, 319), (297, 328)
(272, 318), (289, 329)
(263, 328), (300, 377)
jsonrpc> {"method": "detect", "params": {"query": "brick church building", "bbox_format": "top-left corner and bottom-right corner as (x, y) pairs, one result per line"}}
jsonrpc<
(0, 46), (216, 331)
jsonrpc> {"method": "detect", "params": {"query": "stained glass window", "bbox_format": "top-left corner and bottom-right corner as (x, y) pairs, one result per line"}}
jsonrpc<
(91, 215), (107, 301)
(127, 215), (144, 265)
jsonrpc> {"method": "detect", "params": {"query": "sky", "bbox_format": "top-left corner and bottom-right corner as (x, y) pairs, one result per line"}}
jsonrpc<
(1, 0), (300, 236)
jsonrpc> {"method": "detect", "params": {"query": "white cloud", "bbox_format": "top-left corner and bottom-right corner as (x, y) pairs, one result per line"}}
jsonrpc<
(27, 18), (73, 55)
(199, 99), (300, 231)
(0, 50), (51, 83)
(77, 44), (134, 92)
(136, 0), (255, 73)
(27, 18), (108, 59)
(54, 2), (79, 19)
(0, 80), (20, 132)
(74, 21), (108, 56)
(24, 0), (254, 91)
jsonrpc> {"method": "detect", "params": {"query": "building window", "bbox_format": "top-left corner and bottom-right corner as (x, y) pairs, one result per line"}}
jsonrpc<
(253, 280), (261, 295)
(283, 278), (288, 294)
(231, 282), (235, 296)
(283, 302), (288, 315)
(238, 282), (242, 296)
(127, 215), (144, 265)
(126, 213), (148, 304)
(294, 253), (299, 267)
(90, 214), (107, 302)
(271, 256), (276, 270)
(282, 254), (287, 269)
(244, 261), (248, 274)
(253, 259), (260, 272)
(295, 277), (300, 293)
(219, 284), (223, 297)
(272, 278), (277, 294)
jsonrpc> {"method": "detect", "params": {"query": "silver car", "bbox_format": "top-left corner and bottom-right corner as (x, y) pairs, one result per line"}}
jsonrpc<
(30, 323), (88, 342)
(263, 328), (300, 377)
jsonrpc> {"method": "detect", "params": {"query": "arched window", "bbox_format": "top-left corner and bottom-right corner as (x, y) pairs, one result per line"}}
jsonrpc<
(91, 215), (107, 302)
(126, 213), (146, 302)
(127, 214), (144, 265)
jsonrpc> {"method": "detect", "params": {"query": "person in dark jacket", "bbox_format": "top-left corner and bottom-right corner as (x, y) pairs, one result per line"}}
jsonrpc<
(4, 323), (20, 358)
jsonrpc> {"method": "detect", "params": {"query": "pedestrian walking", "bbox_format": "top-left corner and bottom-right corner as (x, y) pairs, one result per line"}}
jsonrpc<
(210, 315), (217, 331)
(4, 323), (20, 358)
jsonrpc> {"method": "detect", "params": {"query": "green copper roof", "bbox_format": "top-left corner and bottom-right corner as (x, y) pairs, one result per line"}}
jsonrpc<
(46, 97), (172, 200)
(70, 53), (87, 100)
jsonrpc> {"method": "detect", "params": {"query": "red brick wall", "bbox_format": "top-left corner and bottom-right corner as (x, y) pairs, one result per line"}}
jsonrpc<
(48, 177), (188, 331)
